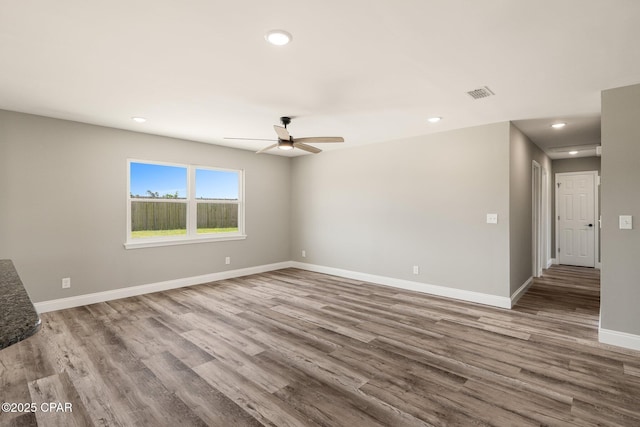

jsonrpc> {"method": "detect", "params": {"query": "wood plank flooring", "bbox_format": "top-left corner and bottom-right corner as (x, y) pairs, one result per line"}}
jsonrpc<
(1, 265), (639, 426)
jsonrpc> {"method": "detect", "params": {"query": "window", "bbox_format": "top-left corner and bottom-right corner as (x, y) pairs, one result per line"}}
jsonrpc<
(195, 168), (241, 235)
(126, 160), (244, 249)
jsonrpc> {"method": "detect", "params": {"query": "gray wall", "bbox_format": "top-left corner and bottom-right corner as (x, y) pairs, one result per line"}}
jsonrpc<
(508, 124), (552, 294)
(601, 83), (640, 335)
(0, 110), (557, 307)
(291, 122), (512, 298)
(551, 156), (601, 261)
(0, 110), (291, 302)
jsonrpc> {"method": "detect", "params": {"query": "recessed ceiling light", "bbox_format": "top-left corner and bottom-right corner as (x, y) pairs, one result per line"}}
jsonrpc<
(265, 30), (292, 46)
(551, 122), (566, 129)
(569, 150), (578, 155)
(131, 117), (147, 123)
(427, 117), (442, 123)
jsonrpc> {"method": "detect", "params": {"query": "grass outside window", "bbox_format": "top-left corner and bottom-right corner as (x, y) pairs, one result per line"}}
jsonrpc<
(131, 227), (239, 239)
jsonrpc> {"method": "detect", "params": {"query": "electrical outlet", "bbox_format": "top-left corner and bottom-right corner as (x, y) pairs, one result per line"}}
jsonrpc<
(487, 213), (498, 224)
(225, 256), (231, 265)
(62, 277), (71, 289)
(413, 266), (419, 275)
(302, 250), (306, 258)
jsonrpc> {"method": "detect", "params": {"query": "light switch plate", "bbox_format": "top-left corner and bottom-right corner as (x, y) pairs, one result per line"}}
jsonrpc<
(619, 215), (633, 230)
(487, 213), (498, 224)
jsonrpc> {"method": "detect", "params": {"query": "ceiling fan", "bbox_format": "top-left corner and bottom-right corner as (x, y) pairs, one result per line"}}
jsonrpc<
(225, 117), (344, 154)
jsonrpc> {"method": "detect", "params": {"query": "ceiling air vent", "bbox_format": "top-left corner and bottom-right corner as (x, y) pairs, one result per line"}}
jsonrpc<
(467, 86), (495, 100)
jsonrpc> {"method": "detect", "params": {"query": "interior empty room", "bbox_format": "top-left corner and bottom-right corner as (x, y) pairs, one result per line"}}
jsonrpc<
(1, 1), (640, 426)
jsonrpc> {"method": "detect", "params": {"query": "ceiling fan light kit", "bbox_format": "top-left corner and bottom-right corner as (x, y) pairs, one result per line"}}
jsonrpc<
(278, 140), (294, 150)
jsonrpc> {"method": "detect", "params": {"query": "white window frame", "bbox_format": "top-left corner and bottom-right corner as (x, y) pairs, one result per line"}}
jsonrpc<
(125, 159), (246, 250)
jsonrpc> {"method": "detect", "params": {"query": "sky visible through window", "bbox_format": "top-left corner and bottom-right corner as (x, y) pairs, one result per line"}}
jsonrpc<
(130, 162), (238, 199)
(196, 169), (239, 199)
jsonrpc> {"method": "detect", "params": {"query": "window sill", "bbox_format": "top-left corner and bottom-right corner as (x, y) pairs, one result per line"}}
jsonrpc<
(124, 234), (247, 250)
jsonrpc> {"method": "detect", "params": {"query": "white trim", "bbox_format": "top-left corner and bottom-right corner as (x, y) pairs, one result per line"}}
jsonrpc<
(543, 167), (551, 272)
(547, 258), (556, 268)
(532, 161), (543, 277)
(510, 276), (533, 308)
(595, 262), (601, 270)
(34, 261), (292, 313)
(33, 260), (539, 315)
(124, 234), (247, 250)
(291, 262), (512, 309)
(599, 328), (640, 351)
(126, 159), (245, 249)
(595, 171), (600, 266)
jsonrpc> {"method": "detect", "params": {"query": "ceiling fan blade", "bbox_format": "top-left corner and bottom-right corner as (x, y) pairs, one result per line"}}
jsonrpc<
(224, 137), (277, 142)
(256, 143), (278, 154)
(274, 125), (290, 141)
(294, 136), (344, 144)
(293, 142), (322, 154)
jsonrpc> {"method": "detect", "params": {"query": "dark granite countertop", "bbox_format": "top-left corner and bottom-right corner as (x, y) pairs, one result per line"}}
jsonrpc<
(1, 259), (41, 350)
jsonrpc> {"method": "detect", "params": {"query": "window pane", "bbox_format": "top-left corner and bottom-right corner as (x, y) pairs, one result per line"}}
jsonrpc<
(131, 201), (187, 238)
(197, 203), (239, 234)
(196, 169), (239, 200)
(130, 162), (187, 199)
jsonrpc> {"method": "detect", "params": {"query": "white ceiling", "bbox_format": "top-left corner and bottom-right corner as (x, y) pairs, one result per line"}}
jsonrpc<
(1, 1), (639, 158)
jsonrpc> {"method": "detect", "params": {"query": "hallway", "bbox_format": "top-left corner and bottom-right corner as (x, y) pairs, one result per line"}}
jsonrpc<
(514, 265), (600, 342)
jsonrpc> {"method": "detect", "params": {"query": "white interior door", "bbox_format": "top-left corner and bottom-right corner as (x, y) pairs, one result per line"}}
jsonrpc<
(556, 172), (596, 267)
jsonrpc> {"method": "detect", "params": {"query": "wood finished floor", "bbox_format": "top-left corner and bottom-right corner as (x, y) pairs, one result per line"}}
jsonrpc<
(2, 266), (639, 426)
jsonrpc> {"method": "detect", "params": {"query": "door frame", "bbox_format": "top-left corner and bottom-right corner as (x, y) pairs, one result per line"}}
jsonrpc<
(532, 161), (548, 277)
(554, 170), (599, 268)
(543, 167), (550, 269)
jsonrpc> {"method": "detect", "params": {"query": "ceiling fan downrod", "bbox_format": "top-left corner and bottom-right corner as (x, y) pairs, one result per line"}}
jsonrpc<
(280, 116), (291, 129)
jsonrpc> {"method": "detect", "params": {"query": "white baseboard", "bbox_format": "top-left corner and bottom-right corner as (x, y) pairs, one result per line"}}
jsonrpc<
(290, 261), (512, 309)
(34, 260), (535, 314)
(34, 261), (293, 313)
(510, 277), (533, 308)
(599, 328), (640, 351)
